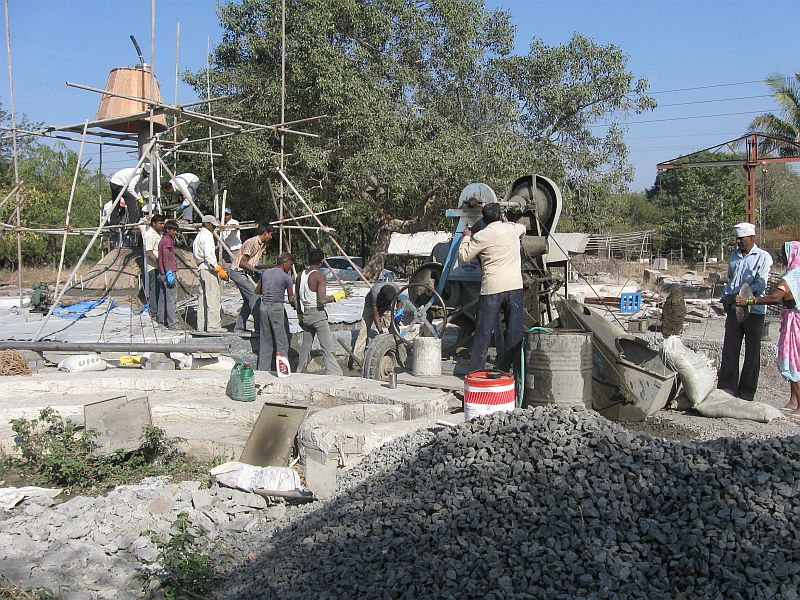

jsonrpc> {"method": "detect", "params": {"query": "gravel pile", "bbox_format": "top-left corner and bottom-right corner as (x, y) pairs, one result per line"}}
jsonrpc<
(222, 406), (800, 599)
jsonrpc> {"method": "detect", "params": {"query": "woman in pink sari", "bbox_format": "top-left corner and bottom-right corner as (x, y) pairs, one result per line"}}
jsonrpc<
(736, 241), (800, 413)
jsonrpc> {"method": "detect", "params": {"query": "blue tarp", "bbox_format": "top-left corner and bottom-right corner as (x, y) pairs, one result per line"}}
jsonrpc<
(53, 296), (115, 320)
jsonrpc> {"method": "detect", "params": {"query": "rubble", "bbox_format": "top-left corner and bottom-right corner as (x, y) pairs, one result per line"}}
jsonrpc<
(221, 406), (800, 599)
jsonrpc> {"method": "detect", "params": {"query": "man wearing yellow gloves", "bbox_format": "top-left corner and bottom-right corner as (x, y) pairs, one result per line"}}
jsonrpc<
(192, 214), (228, 333)
(296, 248), (345, 375)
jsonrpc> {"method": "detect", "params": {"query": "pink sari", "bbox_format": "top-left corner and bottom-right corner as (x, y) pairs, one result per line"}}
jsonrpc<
(777, 241), (800, 382)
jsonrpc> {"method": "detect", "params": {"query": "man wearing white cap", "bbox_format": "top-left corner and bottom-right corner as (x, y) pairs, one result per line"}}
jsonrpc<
(192, 215), (229, 333)
(718, 222), (772, 400)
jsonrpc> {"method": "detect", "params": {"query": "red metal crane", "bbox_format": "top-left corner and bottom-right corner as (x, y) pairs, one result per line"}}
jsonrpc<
(656, 133), (800, 224)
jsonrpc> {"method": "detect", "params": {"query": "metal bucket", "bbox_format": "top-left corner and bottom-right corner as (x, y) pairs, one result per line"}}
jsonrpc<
(524, 330), (592, 409)
(411, 337), (442, 377)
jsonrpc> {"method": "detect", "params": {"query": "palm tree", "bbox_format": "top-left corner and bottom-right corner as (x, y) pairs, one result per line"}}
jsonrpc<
(747, 72), (800, 156)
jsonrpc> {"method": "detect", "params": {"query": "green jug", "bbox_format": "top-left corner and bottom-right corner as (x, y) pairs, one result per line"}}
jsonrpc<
(240, 362), (256, 402)
(226, 362), (244, 401)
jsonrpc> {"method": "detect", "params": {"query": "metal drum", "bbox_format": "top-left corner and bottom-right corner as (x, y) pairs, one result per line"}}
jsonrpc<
(525, 330), (592, 409)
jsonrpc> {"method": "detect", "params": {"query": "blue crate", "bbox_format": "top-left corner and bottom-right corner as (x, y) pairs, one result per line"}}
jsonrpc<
(619, 292), (642, 314)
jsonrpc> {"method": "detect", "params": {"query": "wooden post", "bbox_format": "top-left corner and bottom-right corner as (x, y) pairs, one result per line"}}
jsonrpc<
(4, 0), (23, 303)
(55, 121), (89, 297)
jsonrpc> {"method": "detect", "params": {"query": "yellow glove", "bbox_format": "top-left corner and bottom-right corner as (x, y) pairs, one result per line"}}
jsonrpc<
(332, 290), (346, 302)
(214, 264), (229, 280)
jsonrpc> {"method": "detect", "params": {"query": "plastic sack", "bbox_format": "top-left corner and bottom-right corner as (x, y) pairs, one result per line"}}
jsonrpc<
(210, 461), (301, 493)
(57, 354), (107, 373)
(695, 389), (783, 423)
(662, 336), (715, 406)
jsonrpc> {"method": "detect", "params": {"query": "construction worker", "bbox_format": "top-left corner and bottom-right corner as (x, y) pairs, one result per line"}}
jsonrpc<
(718, 222), (773, 400)
(296, 248), (346, 375)
(108, 162), (150, 226)
(222, 207), (242, 263)
(458, 202), (526, 373)
(157, 220), (181, 330)
(192, 215), (228, 333)
(352, 281), (400, 368)
(163, 173), (200, 222)
(255, 252), (295, 371)
(228, 223), (274, 334)
(142, 214), (165, 322)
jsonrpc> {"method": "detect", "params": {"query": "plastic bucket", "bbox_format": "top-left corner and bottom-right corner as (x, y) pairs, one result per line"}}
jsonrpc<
(464, 370), (516, 420)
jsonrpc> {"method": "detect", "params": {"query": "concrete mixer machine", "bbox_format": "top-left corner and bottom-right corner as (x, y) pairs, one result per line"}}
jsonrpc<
(361, 174), (564, 380)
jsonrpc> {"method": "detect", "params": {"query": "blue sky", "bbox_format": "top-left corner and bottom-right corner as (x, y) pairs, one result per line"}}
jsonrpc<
(1, 0), (797, 191)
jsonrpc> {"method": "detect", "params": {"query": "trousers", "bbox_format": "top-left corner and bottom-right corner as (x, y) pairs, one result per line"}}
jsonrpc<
(228, 268), (260, 332)
(258, 301), (289, 371)
(353, 305), (391, 362)
(718, 308), (765, 401)
(146, 268), (160, 320)
(469, 288), (524, 373)
(197, 269), (221, 331)
(298, 308), (343, 375)
(157, 274), (178, 329)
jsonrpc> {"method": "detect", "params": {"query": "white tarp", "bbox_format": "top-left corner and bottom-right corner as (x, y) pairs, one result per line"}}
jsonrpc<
(388, 231), (451, 256)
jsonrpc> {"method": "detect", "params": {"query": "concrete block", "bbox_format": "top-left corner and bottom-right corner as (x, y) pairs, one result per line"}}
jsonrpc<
(305, 454), (337, 500)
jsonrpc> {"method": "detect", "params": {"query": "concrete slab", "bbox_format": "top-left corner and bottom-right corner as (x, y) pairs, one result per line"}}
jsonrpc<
(83, 395), (153, 455)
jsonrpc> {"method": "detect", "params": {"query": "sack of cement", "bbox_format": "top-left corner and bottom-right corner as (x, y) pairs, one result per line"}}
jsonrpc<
(662, 336), (715, 406)
(210, 461), (302, 494)
(170, 353), (236, 371)
(57, 354), (107, 373)
(695, 389), (783, 423)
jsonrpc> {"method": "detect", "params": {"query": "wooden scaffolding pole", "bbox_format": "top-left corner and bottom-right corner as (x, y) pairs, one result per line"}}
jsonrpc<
(4, 0), (22, 303)
(54, 121), (89, 297)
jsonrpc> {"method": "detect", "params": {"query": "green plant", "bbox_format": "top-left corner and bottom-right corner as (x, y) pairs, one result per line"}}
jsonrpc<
(140, 513), (220, 599)
(0, 570), (57, 599)
(4, 408), (208, 493)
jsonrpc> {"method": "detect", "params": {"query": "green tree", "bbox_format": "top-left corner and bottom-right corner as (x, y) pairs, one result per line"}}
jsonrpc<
(647, 152), (743, 261)
(746, 72), (800, 155)
(192, 1), (653, 275)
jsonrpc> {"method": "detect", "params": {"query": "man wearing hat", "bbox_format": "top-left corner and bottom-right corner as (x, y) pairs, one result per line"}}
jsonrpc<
(221, 207), (242, 264)
(718, 222), (773, 400)
(192, 215), (229, 333)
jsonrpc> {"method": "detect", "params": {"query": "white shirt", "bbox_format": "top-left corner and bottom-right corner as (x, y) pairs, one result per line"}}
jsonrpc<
(168, 173), (200, 202)
(223, 218), (242, 252)
(192, 226), (217, 271)
(101, 200), (113, 222)
(143, 226), (162, 273)
(110, 167), (148, 196)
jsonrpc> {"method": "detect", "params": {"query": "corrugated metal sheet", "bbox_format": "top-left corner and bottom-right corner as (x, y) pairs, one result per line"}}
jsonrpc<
(544, 233), (590, 263)
(388, 231), (452, 256)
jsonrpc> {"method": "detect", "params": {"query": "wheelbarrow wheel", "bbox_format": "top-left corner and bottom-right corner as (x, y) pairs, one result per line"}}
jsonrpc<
(389, 283), (449, 347)
(361, 333), (408, 381)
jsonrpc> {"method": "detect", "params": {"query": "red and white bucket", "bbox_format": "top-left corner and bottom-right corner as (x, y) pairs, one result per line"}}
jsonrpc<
(464, 370), (516, 420)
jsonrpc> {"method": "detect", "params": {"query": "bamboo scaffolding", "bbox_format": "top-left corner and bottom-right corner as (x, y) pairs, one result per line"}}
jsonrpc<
(163, 114), (327, 148)
(0, 181), (24, 214)
(277, 170), (371, 286)
(0, 126), (137, 148)
(54, 121), (88, 297)
(32, 139), (158, 342)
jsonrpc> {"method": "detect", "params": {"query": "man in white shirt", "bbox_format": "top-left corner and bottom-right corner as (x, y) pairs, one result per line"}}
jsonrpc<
(458, 202), (526, 373)
(192, 215), (229, 332)
(109, 162), (150, 225)
(164, 173), (200, 222)
(142, 214), (165, 321)
(221, 207), (242, 263)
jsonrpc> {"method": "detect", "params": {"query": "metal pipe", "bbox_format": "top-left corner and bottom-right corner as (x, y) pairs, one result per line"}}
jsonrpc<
(0, 341), (235, 353)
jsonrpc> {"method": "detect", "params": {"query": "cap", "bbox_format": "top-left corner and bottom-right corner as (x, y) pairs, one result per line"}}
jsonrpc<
(202, 215), (220, 226)
(733, 222), (755, 238)
(141, 162), (152, 175)
(224, 207), (232, 214)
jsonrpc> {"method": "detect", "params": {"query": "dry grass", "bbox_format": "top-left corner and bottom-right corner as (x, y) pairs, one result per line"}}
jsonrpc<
(0, 264), (96, 289)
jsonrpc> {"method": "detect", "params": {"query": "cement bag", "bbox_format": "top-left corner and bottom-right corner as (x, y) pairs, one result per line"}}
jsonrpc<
(210, 461), (301, 493)
(57, 354), (107, 373)
(695, 389), (783, 423)
(662, 336), (715, 406)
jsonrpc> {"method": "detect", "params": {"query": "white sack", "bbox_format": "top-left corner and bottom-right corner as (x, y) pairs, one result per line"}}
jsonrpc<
(695, 389), (783, 423)
(57, 354), (107, 373)
(662, 336), (715, 406)
(210, 461), (301, 493)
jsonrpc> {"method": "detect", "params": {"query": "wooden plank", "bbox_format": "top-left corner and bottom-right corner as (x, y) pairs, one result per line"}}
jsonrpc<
(396, 372), (463, 392)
